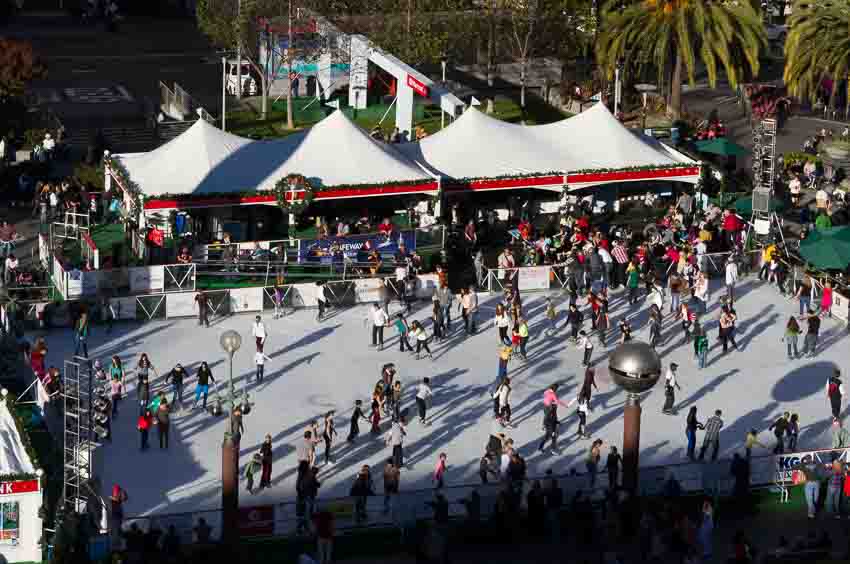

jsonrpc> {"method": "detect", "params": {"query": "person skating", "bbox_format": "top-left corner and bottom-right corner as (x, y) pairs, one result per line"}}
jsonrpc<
(586, 439), (603, 488)
(348, 399), (368, 442)
(545, 297), (558, 336)
(538, 400), (560, 454)
(416, 377), (433, 425)
(194, 290), (210, 327)
(110, 376), (123, 418)
(252, 315), (267, 353)
(618, 318), (632, 344)
(383, 459), (400, 516)
(578, 331), (593, 367)
(165, 364), (186, 411)
(315, 281), (328, 321)
(718, 306), (739, 353)
(371, 303), (389, 350)
(494, 304), (512, 345)
(496, 345), (511, 389)
(626, 260), (641, 305)
(410, 320), (433, 360)
(254, 350), (271, 383)
(648, 306), (662, 349)
(156, 398), (171, 449)
(244, 451), (263, 494)
(698, 409), (723, 462)
(783, 316), (801, 359)
(787, 413), (800, 452)
(259, 434), (273, 490)
(493, 377), (512, 427)
(517, 317), (530, 360)
(135, 353), (158, 403)
(596, 299), (610, 346)
(322, 411), (337, 466)
(393, 313), (415, 353)
(137, 409), (152, 451)
(580, 367), (598, 403)
(431, 295), (444, 342)
(693, 323), (709, 370)
(435, 281), (453, 333)
(569, 391), (592, 438)
(685, 407), (704, 461)
(663, 363), (681, 415)
(744, 429), (766, 459)
(385, 416), (407, 469)
(606, 446), (622, 491)
(74, 312), (90, 358)
(433, 452), (448, 489)
(800, 309), (821, 358)
(769, 412), (791, 454)
(828, 369), (844, 419)
(192, 361), (216, 410)
(370, 390), (384, 435)
(110, 355), (125, 384)
(680, 302), (695, 343)
(566, 303), (583, 342)
(542, 383), (569, 431)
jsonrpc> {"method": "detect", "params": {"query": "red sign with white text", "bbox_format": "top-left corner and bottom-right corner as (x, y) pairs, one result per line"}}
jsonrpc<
(406, 75), (430, 98)
(0, 480), (39, 495)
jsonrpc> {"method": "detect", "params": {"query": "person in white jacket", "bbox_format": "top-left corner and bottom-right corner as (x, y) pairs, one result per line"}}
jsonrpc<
(252, 316), (267, 352)
(371, 303), (389, 349)
(415, 377), (433, 424)
(493, 378), (512, 427)
(725, 258), (739, 304)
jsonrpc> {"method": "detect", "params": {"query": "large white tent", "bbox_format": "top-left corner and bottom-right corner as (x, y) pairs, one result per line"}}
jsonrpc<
(398, 102), (697, 185)
(0, 402), (35, 476)
(115, 111), (433, 200)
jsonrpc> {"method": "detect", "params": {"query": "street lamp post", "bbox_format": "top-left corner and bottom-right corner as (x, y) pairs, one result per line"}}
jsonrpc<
(608, 341), (661, 493)
(219, 330), (242, 546)
(634, 83), (658, 133)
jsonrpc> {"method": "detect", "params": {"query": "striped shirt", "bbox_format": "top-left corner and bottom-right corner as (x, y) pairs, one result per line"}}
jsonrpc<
(703, 415), (724, 442)
(611, 245), (629, 264)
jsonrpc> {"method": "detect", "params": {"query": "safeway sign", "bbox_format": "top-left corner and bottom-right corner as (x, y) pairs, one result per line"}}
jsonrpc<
(0, 480), (39, 495)
(407, 75), (430, 98)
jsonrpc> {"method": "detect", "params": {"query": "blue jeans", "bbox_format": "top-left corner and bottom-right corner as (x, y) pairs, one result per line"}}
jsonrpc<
(442, 305), (451, 330)
(786, 336), (799, 358)
(171, 383), (183, 407)
(827, 485), (842, 514)
(697, 348), (707, 369)
(670, 293), (680, 314)
(800, 296), (811, 315)
(805, 481), (819, 517)
(194, 384), (209, 408)
(686, 429), (696, 459)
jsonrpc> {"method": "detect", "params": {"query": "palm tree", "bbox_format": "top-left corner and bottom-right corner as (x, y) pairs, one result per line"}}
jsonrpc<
(784, 0), (850, 115)
(596, 0), (766, 119)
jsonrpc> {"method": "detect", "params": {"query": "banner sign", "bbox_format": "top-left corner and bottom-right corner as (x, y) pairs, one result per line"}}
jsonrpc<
(129, 266), (165, 294)
(407, 75), (430, 97)
(354, 278), (384, 303)
(166, 292), (198, 318)
(519, 266), (550, 291)
(0, 480), (39, 495)
(767, 448), (850, 484)
(299, 230), (416, 262)
(238, 505), (274, 538)
(229, 287), (263, 313)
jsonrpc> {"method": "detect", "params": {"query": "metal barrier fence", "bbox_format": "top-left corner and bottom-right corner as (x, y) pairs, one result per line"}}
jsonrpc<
(117, 446), (850, 546)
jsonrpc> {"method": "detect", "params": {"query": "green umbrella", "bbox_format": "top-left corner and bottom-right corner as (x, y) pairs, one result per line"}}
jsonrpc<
(733, 195), (785, 215)
(695, 138), (749, 157)
(799, 226), (850, 270)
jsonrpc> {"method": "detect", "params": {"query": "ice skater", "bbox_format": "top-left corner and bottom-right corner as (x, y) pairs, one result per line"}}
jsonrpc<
(577, 331), (593, 367)
(192, 361), (216, 410)
(252, 315), (267, 352)
(254, 350), (271, 383)
(322, 411), (337, 466)
(494, 377), (512, 427)
(569, 391), (591, 439)
(316, 281), (328, 321)
(260, 434), (273, 489)
(416, 377), (433, 425)
(244, 452), (262, 494)
(347, 399), (369, 442)
(662, 363), (681, 415)
(618, 318), (633, 344)
(411, 320), (433, 360)
(433, 452), (447, 489)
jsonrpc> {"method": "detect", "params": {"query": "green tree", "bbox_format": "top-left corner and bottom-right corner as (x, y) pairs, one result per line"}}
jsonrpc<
(784, 0), (850, 114)
(596, 0), (766, 119)
(198, 0), (343, 127)
(0, 39), (46, 104)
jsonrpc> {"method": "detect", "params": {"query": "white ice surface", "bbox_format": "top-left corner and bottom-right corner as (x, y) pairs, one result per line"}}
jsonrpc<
(37, 278), (848, 516)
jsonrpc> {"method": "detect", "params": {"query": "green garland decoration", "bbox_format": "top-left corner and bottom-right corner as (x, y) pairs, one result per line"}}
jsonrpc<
(568, 163), (698, 176)
(3, 392), (43, 485)
(104, 155), (143, 218)
(274, 173), (315, 215)
(145, 178), (436, 203)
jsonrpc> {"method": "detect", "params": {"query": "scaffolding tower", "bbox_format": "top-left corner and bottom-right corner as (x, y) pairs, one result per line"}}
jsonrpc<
(748, 118), (786, 247)
(63, 356), (95, 514)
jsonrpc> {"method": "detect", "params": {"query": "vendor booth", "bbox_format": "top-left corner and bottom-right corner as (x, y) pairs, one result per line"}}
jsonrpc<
(0, 399), (43, 564)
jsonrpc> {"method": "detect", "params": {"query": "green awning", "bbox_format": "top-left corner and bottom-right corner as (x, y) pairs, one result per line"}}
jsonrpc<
(799, 226), (850, 270)
(695, 138), (749, 157)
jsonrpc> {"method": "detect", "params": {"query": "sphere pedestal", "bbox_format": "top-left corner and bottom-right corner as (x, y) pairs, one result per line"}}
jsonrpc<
(622, 395), (642, 493)
(221, 436), (239, 545)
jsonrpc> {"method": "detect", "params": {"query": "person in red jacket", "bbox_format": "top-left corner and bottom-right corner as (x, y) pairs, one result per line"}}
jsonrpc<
(137, 410), (152, 451)
(721, 209), (742, 249)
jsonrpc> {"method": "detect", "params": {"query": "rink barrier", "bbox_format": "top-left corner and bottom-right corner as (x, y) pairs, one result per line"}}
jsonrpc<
(116, 446), (850, 545)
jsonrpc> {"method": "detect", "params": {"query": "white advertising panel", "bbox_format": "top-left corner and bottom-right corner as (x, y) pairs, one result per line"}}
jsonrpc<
(229, 287), (263, 313)
(166, 292), (198, 318)
(354, 278), (384, 303)
(108, 297), (139, 320)
(518, 266), (550, 291)
(129, 266), (165, 294)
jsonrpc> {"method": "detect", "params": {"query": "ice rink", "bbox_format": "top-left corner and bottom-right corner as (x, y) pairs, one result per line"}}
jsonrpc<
(41, 277), (847, 516)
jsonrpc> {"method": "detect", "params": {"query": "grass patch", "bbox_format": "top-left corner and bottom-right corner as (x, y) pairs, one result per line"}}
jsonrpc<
(227, 95), (571, 140)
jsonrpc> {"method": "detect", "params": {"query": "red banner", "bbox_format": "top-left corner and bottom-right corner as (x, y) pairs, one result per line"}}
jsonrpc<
(147, 228), (164, 247)
(407, 75), (430, 98)
(0, 479), (39, 495)
(238, 505), (274, 537)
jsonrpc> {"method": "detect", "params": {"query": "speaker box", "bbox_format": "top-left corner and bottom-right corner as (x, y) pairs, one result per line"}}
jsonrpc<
(752, 188), (772, 213)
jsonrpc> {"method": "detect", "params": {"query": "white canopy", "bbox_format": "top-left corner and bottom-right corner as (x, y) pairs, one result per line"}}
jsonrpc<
(116, 111), (431, 198)
(399, 102), (695, 180)
(0, 401), (35, 475)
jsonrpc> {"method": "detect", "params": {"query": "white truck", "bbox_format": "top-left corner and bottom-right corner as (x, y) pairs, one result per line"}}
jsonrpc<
(225, 59), (258, 97)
